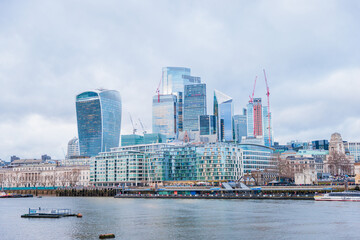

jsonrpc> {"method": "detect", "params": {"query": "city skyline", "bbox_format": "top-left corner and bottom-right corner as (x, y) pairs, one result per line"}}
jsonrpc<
(1, 1), (360, 160)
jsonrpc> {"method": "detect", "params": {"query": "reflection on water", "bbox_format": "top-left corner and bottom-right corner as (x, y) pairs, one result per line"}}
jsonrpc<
(0, 197), (359, 239)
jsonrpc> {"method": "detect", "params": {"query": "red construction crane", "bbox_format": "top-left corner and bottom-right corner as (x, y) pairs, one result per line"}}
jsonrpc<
(156, 73), (162, 103)
(263, 69), (271, 147)
(249, 76), (257, 103)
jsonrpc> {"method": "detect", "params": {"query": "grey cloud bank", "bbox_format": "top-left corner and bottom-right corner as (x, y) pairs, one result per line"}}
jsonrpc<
(0, 0), (359, 160)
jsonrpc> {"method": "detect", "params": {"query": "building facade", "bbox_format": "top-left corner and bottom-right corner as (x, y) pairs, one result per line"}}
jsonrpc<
(152, 94), (177, 139)
(347, 142), (360, 162)
(183, 83), (207, 132)
(76, 89), (122, 157)
(90, 142), (276, 186)
(214, 90), (233, 142)
(0, 164), (90, 188)
(67, 137), (80, 159)
(233, 115), (247, 143)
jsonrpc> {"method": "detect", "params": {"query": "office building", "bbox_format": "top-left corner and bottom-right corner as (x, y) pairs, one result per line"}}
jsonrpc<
(247, 98), (263, 137)
(161, 67), (200, 94)
(262, 106), (273, 147)
(347, 142), (360, 162)
(239, 143), (276, 174)
(76, 89), (122, 157)
(67, 137), (80, 159)
(312, 140), (329, 150)
(233, 115), (247, 143)
(199, 115), (217, 136)
(161, 67), (202, 133)
(152, 94), (177, 139)
(183, 83), (207, 132)
(214, 90), (233, 142)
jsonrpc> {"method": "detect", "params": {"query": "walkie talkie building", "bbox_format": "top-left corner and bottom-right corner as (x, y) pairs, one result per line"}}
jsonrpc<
(76, 89), (122, 157)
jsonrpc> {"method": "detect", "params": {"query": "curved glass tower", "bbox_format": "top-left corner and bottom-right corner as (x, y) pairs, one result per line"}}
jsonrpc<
(76, 89), (122, 157)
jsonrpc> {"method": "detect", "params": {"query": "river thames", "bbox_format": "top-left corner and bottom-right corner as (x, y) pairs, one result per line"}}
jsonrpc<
(0, 197), (358, 239)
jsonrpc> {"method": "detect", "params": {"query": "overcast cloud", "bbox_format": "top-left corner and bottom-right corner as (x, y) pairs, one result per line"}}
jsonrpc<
(0, 0), (359, 160)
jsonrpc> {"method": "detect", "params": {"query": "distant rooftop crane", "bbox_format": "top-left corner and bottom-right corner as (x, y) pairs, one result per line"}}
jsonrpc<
(138, 118), (147, 135)
(129, 113), (137, 135)
(156, 72), (162, 103)
(249, 76), (257, 103)
(263, 69), (271, 147)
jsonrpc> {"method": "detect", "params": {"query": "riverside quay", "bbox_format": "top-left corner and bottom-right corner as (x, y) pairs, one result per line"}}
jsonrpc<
(91, 142), (276, 187)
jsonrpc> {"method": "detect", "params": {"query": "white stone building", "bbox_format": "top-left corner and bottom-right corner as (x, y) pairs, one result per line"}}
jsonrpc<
(0, 164), (90, 188)
(295, 168), (318, 185)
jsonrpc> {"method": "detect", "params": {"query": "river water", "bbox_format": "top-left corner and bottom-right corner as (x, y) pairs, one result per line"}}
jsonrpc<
(0, 197), (358, 239)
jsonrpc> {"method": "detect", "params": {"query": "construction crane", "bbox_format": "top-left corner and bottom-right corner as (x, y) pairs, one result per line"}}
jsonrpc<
(156, 72), (163, 103)
(138, 118), (147, 134)
(129, 113), (137, 135)
(249, 76), (257, 103)
(263, 69), (271, 147)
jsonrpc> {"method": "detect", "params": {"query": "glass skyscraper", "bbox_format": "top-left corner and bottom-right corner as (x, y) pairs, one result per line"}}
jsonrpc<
(199, 115), (217, 135)
(262, 106), (273, 147)
(152, 94), (177, 139)
(157, 67), (203, 135)
(183, 83), (207, 132)
(162, 67), (200, 94)
(233, 115), (247, 143)
(76, 89), (122, 157)
(214, 90), (233, 142)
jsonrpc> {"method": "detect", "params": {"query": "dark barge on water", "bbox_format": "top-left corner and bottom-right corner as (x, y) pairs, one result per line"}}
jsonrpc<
(21, 208), (82, 218)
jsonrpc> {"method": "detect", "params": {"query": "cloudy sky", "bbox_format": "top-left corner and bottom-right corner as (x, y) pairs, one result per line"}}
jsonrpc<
(0, 0), (359, 160)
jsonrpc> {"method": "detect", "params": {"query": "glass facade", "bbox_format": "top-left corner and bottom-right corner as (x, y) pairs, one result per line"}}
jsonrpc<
(214, 90), (233, 142)
(246, 102), (254, 137)
(76, 90), (122, 157)
(199, 115), (217, 135)
(90, 142), (278, 185)
(162, 67), (200, 94)
(233, 115), (247, 143)
(239, 144), (276, 174)
(183, 83), (207, 132)
(262, 107), (273, 147)
(121, 133), (166, 147)
(152, 94), (177, 139)
(347, 142), (360, 162)
(196, 143), (242, 181)
(160, 67), (202, 133)
(66, 137), (80, 159)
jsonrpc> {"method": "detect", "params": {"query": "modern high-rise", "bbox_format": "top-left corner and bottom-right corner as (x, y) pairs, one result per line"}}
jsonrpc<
(162, 67), (200, 94)
(152, 94), (177, 139)
(66, 137), (80, 159)
(76, 89), (122, 157)
(233, 115), (247, 143)
(253, 98), (263, 136)
(346, 142), (360, 162)
(161, 67), (202, 133)
(262, 106), (273, 147)
(183, 83), (207, 132)
(247, 98), (262, 137)
(247, 98), (273, 146)
(199, 115), (217, 135)
(214, 90), (233, 142)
